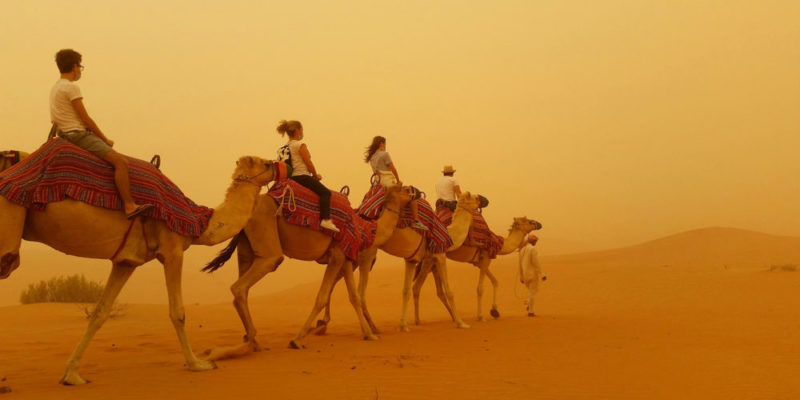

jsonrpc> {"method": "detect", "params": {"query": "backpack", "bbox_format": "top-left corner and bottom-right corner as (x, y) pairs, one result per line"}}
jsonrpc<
(277, 144), (294, 177)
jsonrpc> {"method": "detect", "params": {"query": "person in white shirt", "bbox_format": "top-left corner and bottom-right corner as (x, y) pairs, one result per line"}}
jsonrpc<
(364, 136), (427, 230)
(276, 120), (339, 233)
(435, 165), (462, 211)
(518, 234), (546, 317)
(50, 49), (153, 220)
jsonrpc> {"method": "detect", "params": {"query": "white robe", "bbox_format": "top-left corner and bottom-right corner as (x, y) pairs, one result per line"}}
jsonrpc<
(518, 243), (543, 313)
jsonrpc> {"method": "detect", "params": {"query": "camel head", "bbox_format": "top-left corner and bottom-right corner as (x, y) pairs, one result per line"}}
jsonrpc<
(233, 156), (275, 187)
(456, 191), (481, 213)
(512, 217), (542, 233)
(0, 252), (20, 279)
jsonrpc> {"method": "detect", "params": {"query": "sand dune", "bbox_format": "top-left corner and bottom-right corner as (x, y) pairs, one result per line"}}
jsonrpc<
(1, 227), (799, 399)
(546, 226), (800, 268)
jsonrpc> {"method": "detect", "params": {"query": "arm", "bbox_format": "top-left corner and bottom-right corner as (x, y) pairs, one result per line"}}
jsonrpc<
(72, 99), (114, 146)
(453, 184), (462, 197)
(299, 144), (321, 179)
(387, 162), (402, 186)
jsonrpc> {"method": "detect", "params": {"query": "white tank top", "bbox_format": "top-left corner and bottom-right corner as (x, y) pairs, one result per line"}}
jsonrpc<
(287, 139), (311, 176)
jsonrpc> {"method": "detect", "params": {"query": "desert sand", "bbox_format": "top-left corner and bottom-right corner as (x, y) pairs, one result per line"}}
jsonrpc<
(1, 227), (799, 399)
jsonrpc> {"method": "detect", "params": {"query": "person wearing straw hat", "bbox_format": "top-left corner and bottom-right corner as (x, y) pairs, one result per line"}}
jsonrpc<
(518, 234), (546, 317)
(435, 165), (462, 211)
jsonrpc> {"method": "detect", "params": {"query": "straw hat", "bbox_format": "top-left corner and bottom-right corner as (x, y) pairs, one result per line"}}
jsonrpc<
(441, 165), (456, 174)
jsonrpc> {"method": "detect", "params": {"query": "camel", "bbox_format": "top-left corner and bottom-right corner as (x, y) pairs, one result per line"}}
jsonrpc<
(414, 216), (542, 322)
(0, 150), (28, 172)
(316, 191), (483, 334)
(0, 155), (276, 385)
(201, 184), (420, 360)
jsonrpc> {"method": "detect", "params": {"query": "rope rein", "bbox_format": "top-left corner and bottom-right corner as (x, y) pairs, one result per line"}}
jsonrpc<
(274, 184), (297, 216)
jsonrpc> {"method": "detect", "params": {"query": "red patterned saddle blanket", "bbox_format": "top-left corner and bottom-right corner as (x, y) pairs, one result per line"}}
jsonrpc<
(357, 185), (453, 254)
(436, 204), (505, 259)
(0, 138), (213, 237)
(267, 179), (376, 261)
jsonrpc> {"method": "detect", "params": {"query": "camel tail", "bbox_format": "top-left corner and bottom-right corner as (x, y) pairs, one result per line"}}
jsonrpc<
(202, 230), (244, 273)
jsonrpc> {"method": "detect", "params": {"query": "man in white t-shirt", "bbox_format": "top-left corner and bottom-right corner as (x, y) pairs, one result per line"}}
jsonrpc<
(435, 165), (462, 211)
(50, 49), (153, 219)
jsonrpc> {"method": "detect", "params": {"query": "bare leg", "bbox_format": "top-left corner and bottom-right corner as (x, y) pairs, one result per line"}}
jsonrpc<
(398, 260), (417, 332)
(61, 263), (135, 385)
(161, 251), (216, 372)
(103, 150), (138, 215)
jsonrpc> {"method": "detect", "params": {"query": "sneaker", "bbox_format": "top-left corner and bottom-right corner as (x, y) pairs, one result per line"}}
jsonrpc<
(412, 220), (429, 231)
(320, 219), (340, 233)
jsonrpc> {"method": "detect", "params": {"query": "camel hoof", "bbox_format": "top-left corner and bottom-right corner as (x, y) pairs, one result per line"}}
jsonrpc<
(477, 316), (485, 322)
(315, 319), (328, 328)
(457, 322), (471, 329)
(60, 371), (89, 386)
(364, 334), (379, 341)
(490, 309), (500, 319)
(528, 312), (536, 317)
(188, 359), (217, 371)
(288, 340), (306, 350)
(414, 319), (422, 326)
(399, 324), (411, 333)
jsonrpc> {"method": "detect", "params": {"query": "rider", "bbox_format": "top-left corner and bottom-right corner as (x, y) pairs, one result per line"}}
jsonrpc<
(50, 49), (153, 219)
(435, 165), (462, 211)
(364, 136), (427, 231)
(276, 120), (340, 233)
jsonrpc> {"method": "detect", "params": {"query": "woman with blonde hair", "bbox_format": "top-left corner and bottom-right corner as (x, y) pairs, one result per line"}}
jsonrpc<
(276, 120), (339, 232)
(364, 136), (427, 231)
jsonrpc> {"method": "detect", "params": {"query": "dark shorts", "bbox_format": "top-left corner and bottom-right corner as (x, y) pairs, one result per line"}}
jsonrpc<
(58, 130), (112, 159)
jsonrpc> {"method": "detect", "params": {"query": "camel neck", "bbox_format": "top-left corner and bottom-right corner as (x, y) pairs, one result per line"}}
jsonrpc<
(193, 181), (262, 245)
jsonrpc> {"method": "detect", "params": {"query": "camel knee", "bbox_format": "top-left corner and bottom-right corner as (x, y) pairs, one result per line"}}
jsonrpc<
(169, 308), (186, 326)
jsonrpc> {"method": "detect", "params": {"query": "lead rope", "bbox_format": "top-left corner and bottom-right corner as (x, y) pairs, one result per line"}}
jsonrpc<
(274, 184), (297, 216)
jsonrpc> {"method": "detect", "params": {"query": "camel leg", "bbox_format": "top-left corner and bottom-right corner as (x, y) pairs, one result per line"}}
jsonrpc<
(229, 255), (283, 351)
(161, 251), (217, 372)
(477, 265), (487, 322)
(290, 260), (345, 349)
(340, 260), (378, 341)
(431, 255), (469, 329)
(484, 263), (501, 319)
(60, 263), (135, 385)
(315, 271), (342, 336)
(0, 198), (24, 279)
(412, 259), (434, 325)
(399, 260), (417, 332)
(430, 266), (454, 321)
(357, 248), (380, 334)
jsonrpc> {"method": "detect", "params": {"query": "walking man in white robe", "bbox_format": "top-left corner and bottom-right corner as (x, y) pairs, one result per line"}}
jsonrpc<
(518, 234), (545, 317)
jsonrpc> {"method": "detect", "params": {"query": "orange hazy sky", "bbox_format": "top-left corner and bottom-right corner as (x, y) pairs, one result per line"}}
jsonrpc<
(2, 1), (798, 249)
